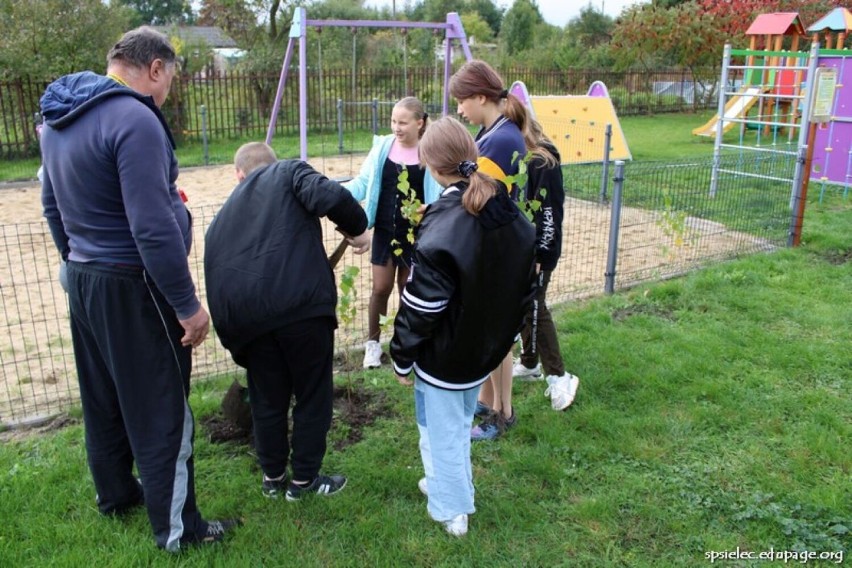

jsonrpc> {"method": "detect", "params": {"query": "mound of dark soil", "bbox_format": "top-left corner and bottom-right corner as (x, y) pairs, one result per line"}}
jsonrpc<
(200, 380), (392, 452)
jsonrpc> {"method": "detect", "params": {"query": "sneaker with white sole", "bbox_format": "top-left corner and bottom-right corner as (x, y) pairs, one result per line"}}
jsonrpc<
(285, 474), (347, 501)
(544, 373), (579, 411)
(443, 514), (468, 537)
(512, 361), (542, 380)
(261, 473), (288, 498)
(363, 340), (382, 369)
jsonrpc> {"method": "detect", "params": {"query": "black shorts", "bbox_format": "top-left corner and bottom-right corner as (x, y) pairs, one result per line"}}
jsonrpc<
(371, 228), (413, 268)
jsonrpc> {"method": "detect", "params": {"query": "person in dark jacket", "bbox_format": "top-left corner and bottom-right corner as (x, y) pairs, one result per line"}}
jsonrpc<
(391, 117), (536, 537)
(512, 119), (580, 411)
(40, 26), (238, 551)
(450, 59), (536, 441)
(204, 142), (369, 501)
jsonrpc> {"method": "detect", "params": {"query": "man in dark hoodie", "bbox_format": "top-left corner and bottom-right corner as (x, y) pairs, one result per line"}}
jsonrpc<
(40, 27), (239, 551)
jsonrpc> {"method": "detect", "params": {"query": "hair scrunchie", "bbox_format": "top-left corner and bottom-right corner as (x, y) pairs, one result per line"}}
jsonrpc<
(499, 89), (509, 99)
(458, 160), (478, 178)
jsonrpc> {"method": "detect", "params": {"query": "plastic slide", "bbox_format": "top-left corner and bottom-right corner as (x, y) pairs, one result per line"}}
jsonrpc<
(692, 87), (766, 137)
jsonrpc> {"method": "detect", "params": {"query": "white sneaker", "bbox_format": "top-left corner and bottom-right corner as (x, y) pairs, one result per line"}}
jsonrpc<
(443, 513), (468, 537)
(362, 340), (382, 369)
(418, 477), (428, 496)
(512, 360), (542, 380)
(545, 373), (579, 411)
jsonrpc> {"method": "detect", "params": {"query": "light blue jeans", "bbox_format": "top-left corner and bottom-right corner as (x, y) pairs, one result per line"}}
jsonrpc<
(414, 377), (480, 522)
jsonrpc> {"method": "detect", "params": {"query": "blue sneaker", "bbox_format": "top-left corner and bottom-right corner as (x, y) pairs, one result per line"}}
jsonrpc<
(474, 401), (492, 419)
(470, 412), (516, 441)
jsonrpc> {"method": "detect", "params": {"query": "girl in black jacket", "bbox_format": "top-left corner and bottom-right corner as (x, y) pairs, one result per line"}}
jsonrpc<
(391, 117), (536, 537)
(513, 118), (580, 411)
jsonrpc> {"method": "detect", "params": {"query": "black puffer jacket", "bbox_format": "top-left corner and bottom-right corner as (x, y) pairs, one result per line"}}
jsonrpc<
(204, 160), (367, 361)
(390, 183), (536, 390)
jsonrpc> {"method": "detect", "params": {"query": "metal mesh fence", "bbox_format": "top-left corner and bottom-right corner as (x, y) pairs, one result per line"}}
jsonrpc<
(0, 153), (794, 425)
(610, 153), (790, 287)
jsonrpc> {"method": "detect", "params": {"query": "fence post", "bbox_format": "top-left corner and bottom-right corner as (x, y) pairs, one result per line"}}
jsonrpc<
(599, 123), (613, 203)
(710, 44), (731, 197)
(604, 161), (625, 295)
(372, 98), (379, 135)
(787, 144), (809, 247)
(200, 105), (209, 166)
(337, 98), (344, 155)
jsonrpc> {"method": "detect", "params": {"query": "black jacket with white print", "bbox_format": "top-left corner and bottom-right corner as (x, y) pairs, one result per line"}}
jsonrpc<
(390, 182), (536, 390)
(525, 141), (564, 272)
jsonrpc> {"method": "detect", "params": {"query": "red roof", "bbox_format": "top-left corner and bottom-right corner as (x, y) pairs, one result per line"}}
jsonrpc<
(746, 13), (806, 36)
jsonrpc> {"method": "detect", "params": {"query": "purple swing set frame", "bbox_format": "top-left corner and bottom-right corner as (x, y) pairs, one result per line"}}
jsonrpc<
(265, 7), (474, 161)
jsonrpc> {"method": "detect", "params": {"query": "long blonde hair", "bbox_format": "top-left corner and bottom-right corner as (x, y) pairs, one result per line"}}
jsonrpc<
(419, 117), (496, 215)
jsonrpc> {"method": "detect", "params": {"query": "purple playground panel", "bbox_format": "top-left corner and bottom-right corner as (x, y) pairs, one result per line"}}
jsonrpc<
(587, 81), (609, 98)
(509, 81), (533, 116)
(810, 56), (852, 188)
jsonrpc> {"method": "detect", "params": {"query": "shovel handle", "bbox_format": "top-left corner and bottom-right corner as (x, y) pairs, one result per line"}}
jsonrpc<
(327, 237), (350, 269)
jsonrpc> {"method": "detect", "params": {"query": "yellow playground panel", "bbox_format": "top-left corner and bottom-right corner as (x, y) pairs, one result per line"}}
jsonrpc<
(531, 96), (632, 164)
(509, 80), (631, 165)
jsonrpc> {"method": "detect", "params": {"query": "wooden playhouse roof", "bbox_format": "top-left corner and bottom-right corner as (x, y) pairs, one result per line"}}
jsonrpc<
(746, 13), (806, 36)
(807, 7), (852, 33)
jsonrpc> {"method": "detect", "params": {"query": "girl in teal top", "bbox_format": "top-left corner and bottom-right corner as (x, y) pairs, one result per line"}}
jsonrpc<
(345, 97), (441, 374)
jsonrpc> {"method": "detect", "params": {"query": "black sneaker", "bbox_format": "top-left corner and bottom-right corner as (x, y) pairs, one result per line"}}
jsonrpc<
(261, 474), (288, 498)
(285, 474), (347, 501)
(197, 519), (242, 545)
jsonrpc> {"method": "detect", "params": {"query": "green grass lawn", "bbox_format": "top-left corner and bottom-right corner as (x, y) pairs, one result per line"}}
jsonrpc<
(620, 110), (717, 161)
(0, 195), (849, 565)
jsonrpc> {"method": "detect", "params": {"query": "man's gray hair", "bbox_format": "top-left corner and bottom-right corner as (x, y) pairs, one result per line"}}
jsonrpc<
(107, 26), (176, 68)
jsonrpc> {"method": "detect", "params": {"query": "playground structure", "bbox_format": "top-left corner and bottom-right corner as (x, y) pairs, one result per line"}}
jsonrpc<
(510, 80), (631, 165)
(265, 7), (473, 161)
(693, 12), (808, 141)
(806, 8), (852, 198)
(701, 8), (852, 205)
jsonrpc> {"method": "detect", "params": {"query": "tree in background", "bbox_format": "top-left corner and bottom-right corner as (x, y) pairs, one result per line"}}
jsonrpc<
(611, 3), (720, 73)
(299, 0), (377, 71)
(653, 0), (691, 7)
(198, 0), (299, 115)
(551, 6), (615, 70)
(461, 12), (495, 46)
(198, 0), (292, 52)
(408, 0), (466, 23)
(696, 0), (847, 44)
(466, 0), (503, 36)
(0, 0), (131, 80)
(567, 5), (614, 49)
(499, 0), (546, 56)
(407, 0), (502, 35)
(611, 0), (849, 80)
(118, 0), (195, 26)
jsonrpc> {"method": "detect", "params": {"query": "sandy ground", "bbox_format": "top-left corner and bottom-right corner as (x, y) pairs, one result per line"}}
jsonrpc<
(0, 156), (773, 425)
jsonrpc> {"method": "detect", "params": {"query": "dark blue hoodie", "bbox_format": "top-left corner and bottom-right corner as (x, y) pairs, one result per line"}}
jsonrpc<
(40, 71), (199, 319)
